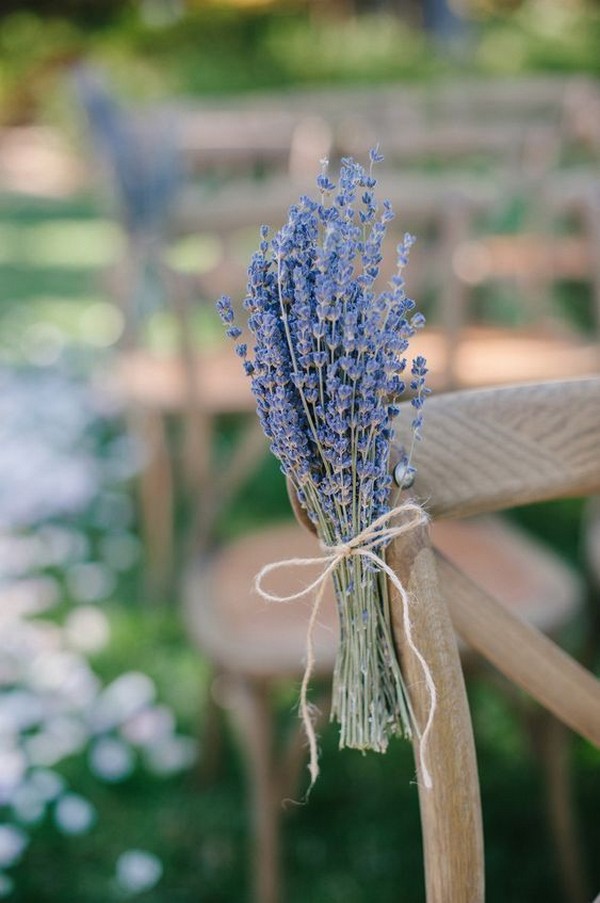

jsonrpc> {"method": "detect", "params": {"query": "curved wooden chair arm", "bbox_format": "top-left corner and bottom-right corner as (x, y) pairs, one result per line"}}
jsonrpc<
(407, 378), (600, 518)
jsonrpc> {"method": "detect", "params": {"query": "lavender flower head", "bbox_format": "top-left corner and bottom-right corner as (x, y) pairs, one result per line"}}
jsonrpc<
(218, 150), (429, 753)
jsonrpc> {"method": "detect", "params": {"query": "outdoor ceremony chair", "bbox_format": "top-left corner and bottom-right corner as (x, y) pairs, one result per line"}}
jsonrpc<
(74, 65), (269, 592)
(380, 377), (600, 903)
(183, 377), (600, 903)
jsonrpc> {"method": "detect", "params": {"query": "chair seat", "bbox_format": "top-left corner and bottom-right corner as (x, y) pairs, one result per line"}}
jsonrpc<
(183, 515), (581, 679)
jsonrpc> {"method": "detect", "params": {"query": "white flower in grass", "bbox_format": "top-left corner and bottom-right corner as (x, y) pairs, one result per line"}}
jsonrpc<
(116, 850), (163, 895)
(99, 533), (140, 572)
(0, 689), (43, 733)
(121, 706), (175, 746)
(65, 561), (116, 604)
(11, 782), (46, 825)
(64, 606), (110, 654)
(0, 825), (27, 868)
(144, 736), (197, 776)
(90, 673), (156, 732)
(26, 717), (88, 767)
(54, 794), (96, 835)
(89, 737), (135, 782)
(29, 768), (64, 803)
(0, 749), (27, 803)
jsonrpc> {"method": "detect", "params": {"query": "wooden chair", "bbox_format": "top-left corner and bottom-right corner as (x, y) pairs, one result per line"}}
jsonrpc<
(384, 377), (600, 903)
(73, 65), (270, 591)
(183, 378), (600, 903)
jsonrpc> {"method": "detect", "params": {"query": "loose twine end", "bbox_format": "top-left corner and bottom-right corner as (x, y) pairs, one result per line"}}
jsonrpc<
(255, 502), (436, 794)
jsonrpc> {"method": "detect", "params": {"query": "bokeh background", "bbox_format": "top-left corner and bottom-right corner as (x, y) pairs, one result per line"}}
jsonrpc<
(0, 1), (599, 901)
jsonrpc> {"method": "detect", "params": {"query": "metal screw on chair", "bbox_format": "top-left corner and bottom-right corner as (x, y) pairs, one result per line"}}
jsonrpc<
(393, 460), (416, 490)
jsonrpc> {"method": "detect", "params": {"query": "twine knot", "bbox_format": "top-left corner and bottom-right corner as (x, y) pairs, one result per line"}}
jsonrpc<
(254, 501), (436, 794)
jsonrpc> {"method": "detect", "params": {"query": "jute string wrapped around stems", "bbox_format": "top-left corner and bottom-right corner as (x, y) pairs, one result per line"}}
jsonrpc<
(254, 501), (436, 793)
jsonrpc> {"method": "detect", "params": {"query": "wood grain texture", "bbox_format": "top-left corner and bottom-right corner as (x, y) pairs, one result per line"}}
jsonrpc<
(403, 378), (600, 519)
(386, 516), (485, 903)
(437, 554), (600, 746)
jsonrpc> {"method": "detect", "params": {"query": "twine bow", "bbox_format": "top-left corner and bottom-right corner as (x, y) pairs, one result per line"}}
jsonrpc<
(254, 502), (436, 793)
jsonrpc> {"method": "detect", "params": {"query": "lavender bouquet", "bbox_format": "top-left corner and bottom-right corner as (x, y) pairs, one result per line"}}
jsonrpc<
(218, 150), (428, 764)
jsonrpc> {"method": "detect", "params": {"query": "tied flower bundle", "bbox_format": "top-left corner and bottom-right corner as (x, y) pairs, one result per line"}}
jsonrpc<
(217, 149), (430, 781)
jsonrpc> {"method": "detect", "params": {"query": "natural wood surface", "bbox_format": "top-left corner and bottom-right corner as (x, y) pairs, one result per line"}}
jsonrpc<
(407, 377), (600, 519)
(459, 233), (594, 281)
(437, 554), (600, 747)
(431, 516), (580, 636)
(109, 331), (598, 416)
(386, 515), (485, 903)
(173, 171), (498, 237)
(182, 523), (339, 678)
(109, 346), (255, 414)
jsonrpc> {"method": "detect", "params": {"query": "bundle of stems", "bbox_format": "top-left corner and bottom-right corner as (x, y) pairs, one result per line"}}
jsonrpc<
(218, 149), (428, 753)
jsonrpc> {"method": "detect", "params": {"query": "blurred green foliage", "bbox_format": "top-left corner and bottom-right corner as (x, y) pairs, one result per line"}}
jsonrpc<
(1, 1), (600, 123)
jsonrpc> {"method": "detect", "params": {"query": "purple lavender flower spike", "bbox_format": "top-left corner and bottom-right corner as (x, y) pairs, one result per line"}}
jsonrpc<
(218, 151), (428, 755)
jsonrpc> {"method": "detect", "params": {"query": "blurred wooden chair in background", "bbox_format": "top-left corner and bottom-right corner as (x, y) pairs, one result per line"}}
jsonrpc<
(174, 114), (600, 392)
(74, 65), (267, 594)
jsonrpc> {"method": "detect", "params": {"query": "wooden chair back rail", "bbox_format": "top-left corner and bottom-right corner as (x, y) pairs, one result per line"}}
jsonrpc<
(160, 262), (268, 548)
(174, 76), (600, 174)
(173, 172), (498, 237)
(408, 378), (600, 520)
(337, 122), (560, 168)
(437, 554), (600, 746)
(169, 75), (597, 121)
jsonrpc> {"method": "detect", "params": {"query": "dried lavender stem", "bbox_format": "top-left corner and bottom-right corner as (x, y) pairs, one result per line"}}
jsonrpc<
(218, 149), (429, 759)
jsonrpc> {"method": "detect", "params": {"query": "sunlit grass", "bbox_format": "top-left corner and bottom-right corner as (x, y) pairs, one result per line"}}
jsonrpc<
(18, 220), (123, 269)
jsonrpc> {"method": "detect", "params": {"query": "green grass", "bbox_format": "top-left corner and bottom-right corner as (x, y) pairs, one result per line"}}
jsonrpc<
(9, 657), (600, 901)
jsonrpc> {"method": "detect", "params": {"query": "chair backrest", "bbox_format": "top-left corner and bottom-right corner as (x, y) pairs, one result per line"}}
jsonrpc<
(383, 377), (600, 902)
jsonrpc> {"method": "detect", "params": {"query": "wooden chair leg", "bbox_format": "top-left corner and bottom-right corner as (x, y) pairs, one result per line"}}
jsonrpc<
(226, 678), (281, 903)
(530, 712), (591, 903)
(195, 671), (226, 786)
(130, 409), (174, 600)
